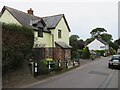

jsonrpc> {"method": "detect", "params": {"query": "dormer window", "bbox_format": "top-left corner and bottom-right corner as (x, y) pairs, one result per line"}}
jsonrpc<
(58, 29), (61, 38)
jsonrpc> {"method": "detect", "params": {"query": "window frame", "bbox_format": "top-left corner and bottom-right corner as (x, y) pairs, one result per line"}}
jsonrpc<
(38, 27), (43, 37)
(58, 29), (62, 38)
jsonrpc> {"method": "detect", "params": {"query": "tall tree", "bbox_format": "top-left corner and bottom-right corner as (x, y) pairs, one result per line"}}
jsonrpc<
(115, 38), (120, 46)
(100, 33), (113, 43)
(109, 41), (119, 52)
(69, 35), (79, 51)
(90, 27), (107, 38)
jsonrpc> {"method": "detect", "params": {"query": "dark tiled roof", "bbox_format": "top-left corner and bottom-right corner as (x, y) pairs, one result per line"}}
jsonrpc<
(55, 41), (71, 49)
(43, 14), (71, 32)
(1, 6), (50, 32)
(4, 6), (42, 27)
(87, 38), (108, 46)
(42, 14), (63, 29)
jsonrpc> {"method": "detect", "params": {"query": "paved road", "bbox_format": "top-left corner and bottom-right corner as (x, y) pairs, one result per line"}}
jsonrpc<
(27, 57), (119, 88)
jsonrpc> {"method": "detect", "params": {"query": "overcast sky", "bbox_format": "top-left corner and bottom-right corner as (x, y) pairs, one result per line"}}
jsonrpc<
(0, 0), (119, 41)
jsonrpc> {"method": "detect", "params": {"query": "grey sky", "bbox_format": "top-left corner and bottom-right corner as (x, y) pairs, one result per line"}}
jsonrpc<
(0, 0), (119, 41)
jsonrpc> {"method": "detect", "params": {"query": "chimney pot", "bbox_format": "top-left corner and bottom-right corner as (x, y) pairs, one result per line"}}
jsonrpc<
(27, 8), (33, 15)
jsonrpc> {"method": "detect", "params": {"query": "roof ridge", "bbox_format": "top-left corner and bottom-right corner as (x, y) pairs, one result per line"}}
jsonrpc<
(42, 14), (63, 18)
(4, 6), (41, 19)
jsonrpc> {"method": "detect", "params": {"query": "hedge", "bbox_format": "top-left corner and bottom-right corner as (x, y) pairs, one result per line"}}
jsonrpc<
(82, 47), (90, 59)
(2, 23), (34, 72)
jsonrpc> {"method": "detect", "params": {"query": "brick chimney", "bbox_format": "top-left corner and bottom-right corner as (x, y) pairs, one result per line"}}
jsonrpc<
(27, 8), (33, 15)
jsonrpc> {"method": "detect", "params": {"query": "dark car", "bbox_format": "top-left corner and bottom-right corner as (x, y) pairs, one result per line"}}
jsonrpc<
(108, 55), (120, 69)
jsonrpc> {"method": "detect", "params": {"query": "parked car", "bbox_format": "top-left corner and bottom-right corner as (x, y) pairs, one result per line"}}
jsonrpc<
(108, 55), (120, 69)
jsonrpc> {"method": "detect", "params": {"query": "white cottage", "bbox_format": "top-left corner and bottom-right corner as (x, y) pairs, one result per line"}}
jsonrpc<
(87, 38), (109, 51)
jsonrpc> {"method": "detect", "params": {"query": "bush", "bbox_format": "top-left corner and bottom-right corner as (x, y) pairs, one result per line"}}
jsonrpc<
(72, 51), (80, 60)
(82, 47), (90, 59)
(53, 65), (63, 72)
(2, 23), (34, 72)
(77, 49), (83, 58)
(94, 50), (105, 56)
(37, 61), (50, 75)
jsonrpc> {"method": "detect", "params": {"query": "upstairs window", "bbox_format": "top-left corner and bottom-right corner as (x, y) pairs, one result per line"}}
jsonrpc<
(38, 28), (43, 37)
(58, 30), (61, 38)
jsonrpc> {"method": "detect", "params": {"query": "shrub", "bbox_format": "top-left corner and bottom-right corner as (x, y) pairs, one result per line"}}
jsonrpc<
(2, 23), (34, 72)
(72, 51), (80, 60)
(53, 64), (63, 72)
(77, 49), (83, 58)
(82, 47), (90, 59)
(37, 61), (50, 75)
(94, 50), (105, 56)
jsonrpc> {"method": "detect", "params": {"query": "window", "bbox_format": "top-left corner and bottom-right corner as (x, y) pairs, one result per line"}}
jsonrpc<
(38, 28), (43, 37)
(58, 30), (61, 38)
(100, 46), (105, 48)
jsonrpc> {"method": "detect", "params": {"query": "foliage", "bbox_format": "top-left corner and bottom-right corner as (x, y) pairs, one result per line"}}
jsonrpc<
(72, 51), (80, 60)
(94, 50), (105, 56)
(77, 49), (83, 58)
(77, 39), (85, 49)
(37, 61), (50, 75)
(109, 41), (119, 52)
(2, 23), (34, 72)
(85, 38), (94, 45)
(90, 27), (107, 38)
(82, 47), (90, 59)
(53, 64), (63, 72)
(69, 35), (79, 51)
(115, 38), (120, 46)
(100, 33), (113, 43)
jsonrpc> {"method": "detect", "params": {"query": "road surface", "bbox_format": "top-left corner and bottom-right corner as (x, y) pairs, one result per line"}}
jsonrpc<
(26, 57), (119, 88)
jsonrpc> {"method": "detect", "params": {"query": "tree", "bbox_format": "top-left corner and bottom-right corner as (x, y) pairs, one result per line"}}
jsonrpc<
(109, 41), (119, 52)
(69, 35), (79, 51)
(115, 38), (120, 46)
(85, 38), (94, 45)
(90, 27), (107, 38)
(77, 39), (85, 49)
(100, 33), (113, 43)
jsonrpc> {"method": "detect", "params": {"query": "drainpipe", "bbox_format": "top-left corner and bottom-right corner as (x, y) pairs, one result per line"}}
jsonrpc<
(51, 33), (54, 60)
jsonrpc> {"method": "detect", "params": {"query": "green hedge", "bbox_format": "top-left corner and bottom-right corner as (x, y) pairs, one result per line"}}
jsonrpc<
(2, 23), (34, 72)
(94, 50), (105, 56)
(82, 47), (90, 59)
(37, 61), (50, 75)
(72, 51), (80, 59)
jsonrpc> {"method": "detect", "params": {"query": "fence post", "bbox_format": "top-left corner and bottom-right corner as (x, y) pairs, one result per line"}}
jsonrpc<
(34, 62), (38, 77)
(48, 61), (51, 69)
(58, 59), (61, 67)
(31, 62), (37, 77)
